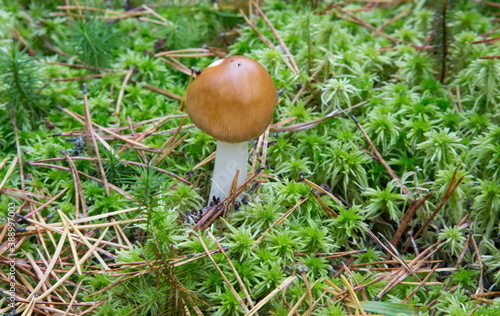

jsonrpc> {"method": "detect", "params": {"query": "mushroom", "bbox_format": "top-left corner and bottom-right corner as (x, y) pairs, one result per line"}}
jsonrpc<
(186, 55), (277, 203)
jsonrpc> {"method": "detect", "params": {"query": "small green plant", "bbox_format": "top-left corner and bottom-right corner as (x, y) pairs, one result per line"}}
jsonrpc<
(362, 181), (404, 221)
(322, 141), (370, 200)
(226, 224), (258, 261)
(266, 229), (303, 265)
(326, 204), (366, 246)
(434, 290), (473, 316)
(0, 45), (45, 112)
(396, 52), (436, 85)
(438, 225), (467, 258)
(297, 219), (333, 253)
(68, 17), (120, 70)
(417, 127), (467, 171)
(210, 288), (244, 316)
(364, 112), (401, 154)
(320, 77), (360, 113)
(277, 156), (312, 179)
(254, 261), (286, 297)
(464, 58), (500, 109)
(468, 126), (500, 178)
(451, 267), (478, 291)
(472, 179), (500, 239)
(164, 182), (204, 211)
(300, 254), (329, 279)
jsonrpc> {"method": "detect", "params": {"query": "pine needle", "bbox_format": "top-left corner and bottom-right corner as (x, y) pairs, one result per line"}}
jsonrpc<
(196, 233), (251, 313)
(245, 275), (296, 316)
(340, 274), (366, 316)
(0, 156), (18, 191)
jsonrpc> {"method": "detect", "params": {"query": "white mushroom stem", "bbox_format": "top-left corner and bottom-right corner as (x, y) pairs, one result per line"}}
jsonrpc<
(209, 141), (248, 203)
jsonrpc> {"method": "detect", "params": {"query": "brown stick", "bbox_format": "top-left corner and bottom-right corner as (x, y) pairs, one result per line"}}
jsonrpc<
(448, 88), (460, 112)
(12, 29), (36, 56)
(253, 3), (299, 72)
(456, 86), (463, 112)
(471, 234), (484, 294)
(29, 157), (190, 185)
(117, 115), (171, 154)
(45, 62), (116, 72)
(62, 151), (88, 223)
(402, 263), (440, 304)
(50, 73), (117, 82)
(57, 106), (155, 151)
(335, 7), (410, 45)
(154, 118), (186, 166)
(159, 57), (191, 76)
(370, 10), (409, 36)
(272, 101), (367, 133)
(239, 8), (296, 73)
(468, 0), (500, 9)
(25, 161), (133, 199)
(113, 66), (135, 116)
(413, 169), (464, 240)
(128, 80), (182, 101)
(10, 106), (24, 190)
(0, 188), (44, 205)
(472, 36), (500, 44)
(193, 167), (264, 231)
(127, 116), (148, 163)
(478, 55), (500, 59)
(390, 191), (433, 248)
(21, 188), (69, 219)
(82, 84), (110, 196)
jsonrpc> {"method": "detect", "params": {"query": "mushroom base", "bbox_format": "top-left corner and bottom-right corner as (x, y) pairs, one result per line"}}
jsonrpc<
(209, 141), (248, 204)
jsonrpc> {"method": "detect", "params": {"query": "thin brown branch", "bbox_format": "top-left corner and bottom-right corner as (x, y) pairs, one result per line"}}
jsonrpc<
(371, 10), (409, 36)
(391, 191), (433, 248)
(45, 61), (116, 72)
(472, 36), (500, 44)
(253, 3), (299, 72)
(21, 187), (69, 219)
(12, 29), (36, 56)
(402, 263), (440, 304)
(117, 115), (171, 154)
(129, 80), (182, 101)
(9, 107), (24, 190)
(25, 161), (133, 199)
(207, 231), (256, 312)
(468, 0), (500, 8)
(57, 106), (158, 151)
(113, 66), (135, 116)
(478, 55), (500, 59)
(471, 234), (484, 294)
(29, 157), (190, 185)
(196, 233), (251, 313)
(413, 169), (465, 240)
(193, 167), (264, 231)
(62, 152), (85, 219)
(82, 84), (110, 196)
(0, 157), (18, 191)
(272, 101), (367, 133)
(56, 5), (122, 14)
(239, 8), (296, 73)
(50, 72), (117, 82)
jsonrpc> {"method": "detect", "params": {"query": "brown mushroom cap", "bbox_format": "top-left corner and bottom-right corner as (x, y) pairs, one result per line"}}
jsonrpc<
(185, 55), (278, 143)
